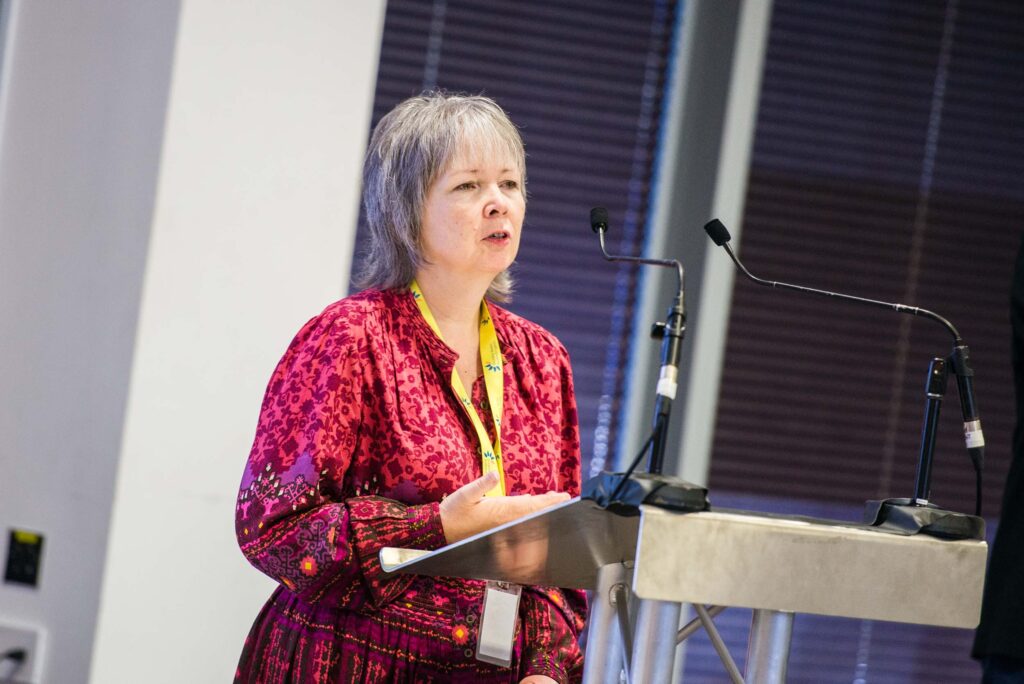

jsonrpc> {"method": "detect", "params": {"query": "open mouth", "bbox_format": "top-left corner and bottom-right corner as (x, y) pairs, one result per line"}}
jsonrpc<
(484, 230), (511, 241)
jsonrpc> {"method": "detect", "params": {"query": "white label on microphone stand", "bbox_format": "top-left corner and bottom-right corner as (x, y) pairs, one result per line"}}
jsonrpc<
(964, 420), (985, 448)
(657, 366), (678, 399)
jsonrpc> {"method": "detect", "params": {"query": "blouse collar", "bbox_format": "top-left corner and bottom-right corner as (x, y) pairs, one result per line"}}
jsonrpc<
(385, 288), (521, 369)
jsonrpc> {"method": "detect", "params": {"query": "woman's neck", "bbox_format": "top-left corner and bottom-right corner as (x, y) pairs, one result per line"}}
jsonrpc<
(414, 270), (489, 333)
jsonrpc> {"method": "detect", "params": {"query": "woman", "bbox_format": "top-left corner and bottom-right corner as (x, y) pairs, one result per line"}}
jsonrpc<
(234, 93), (587, 683)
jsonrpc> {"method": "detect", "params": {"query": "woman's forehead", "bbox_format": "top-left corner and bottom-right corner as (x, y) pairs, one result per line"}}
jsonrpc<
(443, 154), (521, 176)
(444, 132), (522, 173)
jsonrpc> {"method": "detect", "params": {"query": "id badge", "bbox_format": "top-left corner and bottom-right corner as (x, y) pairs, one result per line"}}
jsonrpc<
(475, 581), (522, 667)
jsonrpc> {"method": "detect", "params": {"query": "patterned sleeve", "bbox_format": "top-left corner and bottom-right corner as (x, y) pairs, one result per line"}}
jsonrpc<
(235, 311), (448, 608)
(520, 341), (589, 682)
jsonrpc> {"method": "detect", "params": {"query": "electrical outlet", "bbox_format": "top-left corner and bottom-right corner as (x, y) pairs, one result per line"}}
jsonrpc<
(0, 623), (44, 684)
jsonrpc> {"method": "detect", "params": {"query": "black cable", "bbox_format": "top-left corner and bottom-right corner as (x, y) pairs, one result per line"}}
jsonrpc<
(975, 467), (983, 518)
(608, 419), (662, 503)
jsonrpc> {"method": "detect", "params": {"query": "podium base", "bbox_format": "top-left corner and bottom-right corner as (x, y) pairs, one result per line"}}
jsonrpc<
(582, 471), (709, 516)
(864, 498), (985, 540)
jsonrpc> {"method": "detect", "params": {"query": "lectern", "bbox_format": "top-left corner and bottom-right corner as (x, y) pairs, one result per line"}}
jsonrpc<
(381, 498), (987, 683)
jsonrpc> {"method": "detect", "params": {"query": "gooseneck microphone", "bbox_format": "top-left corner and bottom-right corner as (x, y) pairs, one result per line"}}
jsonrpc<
(704, 219), (962, 337)
(704, 218), (985, 517)
(591, 206), (685, 476)
(591, 207), (684, 293)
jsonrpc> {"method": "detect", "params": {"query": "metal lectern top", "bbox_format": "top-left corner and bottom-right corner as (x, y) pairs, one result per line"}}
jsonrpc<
(633, 506), (987, 628)
(380, 497), (638, 589)
(382, 500), (987, 630)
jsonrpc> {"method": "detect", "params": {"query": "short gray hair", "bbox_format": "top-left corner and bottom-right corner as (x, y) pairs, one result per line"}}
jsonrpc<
(355, 92), (526, 302)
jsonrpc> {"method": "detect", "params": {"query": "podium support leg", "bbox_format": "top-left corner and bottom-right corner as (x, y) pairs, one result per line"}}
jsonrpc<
(583, 563), (629, 684)
(745, 609), (793, 683)
(630, 599), (680, 682)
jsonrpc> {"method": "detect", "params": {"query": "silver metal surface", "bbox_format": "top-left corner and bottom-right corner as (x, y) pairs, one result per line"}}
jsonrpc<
(630, 599), (680, 683)
(378, 547), (430, 568)
(677, 605), (726, 642)
(633, 507), (987, 628)
(583, 563), (630, 684)
(611, 582), (633, 675)
(382, 499), (987, 684)
(694, 604), (744, 684)
(745, 610), (793, 684)
(380, 497), (639, 589)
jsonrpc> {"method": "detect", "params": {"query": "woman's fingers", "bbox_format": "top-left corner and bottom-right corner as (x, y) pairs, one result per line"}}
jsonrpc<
(440, 475), (570, 545)
(486, 491), (570, 524)
(533, 490), (570, 508)
(439, 472), (499, 544)
(517, 492), (570, 516)
(451, 471), (499, 504)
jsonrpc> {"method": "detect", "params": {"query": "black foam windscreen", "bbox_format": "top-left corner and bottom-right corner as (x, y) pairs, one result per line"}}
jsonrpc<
(703, 219), (732, 246)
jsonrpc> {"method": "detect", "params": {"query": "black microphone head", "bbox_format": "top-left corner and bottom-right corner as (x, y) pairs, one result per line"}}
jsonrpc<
(704, 219), (732, 246)
(590, 206), (609, 233)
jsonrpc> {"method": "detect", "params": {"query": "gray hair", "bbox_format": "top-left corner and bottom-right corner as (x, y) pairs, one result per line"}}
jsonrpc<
(355, 92), (526, 302)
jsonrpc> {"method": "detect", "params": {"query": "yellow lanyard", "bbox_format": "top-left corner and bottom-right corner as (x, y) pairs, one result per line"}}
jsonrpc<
(410, 281), (505, 497)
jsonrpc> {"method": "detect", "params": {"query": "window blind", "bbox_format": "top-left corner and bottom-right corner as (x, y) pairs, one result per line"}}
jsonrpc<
(702, 0), (1024, 681)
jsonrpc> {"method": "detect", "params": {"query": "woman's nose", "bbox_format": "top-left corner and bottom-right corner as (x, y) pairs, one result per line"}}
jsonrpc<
(484, 184), (509, 216)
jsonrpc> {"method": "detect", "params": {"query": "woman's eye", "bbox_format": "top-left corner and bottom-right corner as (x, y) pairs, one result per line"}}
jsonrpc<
(501, 180), (520, 190)
(455, 182), (477, 191)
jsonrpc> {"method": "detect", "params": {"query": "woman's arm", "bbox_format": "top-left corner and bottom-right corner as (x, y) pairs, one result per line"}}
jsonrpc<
(235, 312), (448, 608)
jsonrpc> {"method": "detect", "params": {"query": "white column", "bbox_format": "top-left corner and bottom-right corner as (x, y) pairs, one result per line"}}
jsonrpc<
(0, 3), (179, 682)
(678, 0), (774, 486)
(89, 2), (386, 682)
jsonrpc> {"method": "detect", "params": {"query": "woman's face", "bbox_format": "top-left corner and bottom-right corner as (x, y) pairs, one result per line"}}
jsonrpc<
(418, 146), (525, 285)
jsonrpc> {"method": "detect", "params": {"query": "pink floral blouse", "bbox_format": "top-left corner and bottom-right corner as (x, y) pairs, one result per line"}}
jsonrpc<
(234, 289), (587, 683)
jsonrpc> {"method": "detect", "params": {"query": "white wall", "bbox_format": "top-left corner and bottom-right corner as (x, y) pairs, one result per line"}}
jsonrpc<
(0, 1), (384, 682)
(88, 2), (386, 682)
(0, 2), (179, 682)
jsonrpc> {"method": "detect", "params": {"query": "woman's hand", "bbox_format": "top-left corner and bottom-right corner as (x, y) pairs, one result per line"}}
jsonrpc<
(519, 677), (558, 684)
(439, 472), (571, 545)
